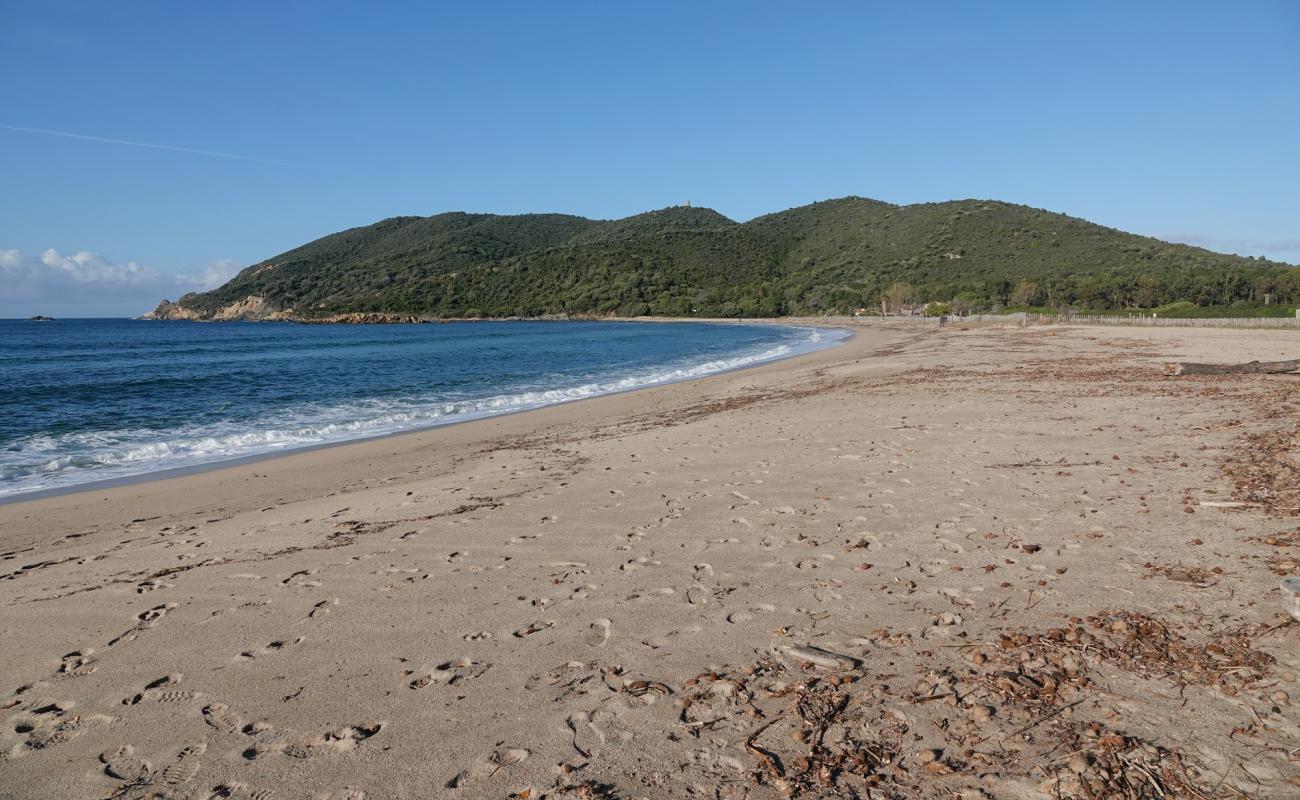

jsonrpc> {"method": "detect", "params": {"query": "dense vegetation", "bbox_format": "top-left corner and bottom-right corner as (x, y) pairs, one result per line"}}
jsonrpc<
(159, 198), (1299, 319)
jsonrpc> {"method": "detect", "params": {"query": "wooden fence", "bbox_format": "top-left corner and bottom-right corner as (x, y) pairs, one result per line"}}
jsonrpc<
(924, 312), (1300, 329)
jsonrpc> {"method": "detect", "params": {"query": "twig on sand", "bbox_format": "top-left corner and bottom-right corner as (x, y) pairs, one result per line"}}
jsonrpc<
(744, 713), (790, 792)
(1001, 698), (1086, 742)
(988, 459), (1105, 469)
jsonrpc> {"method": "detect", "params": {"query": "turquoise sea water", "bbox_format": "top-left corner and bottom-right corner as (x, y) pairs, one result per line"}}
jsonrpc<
(0, 319), (845, 499)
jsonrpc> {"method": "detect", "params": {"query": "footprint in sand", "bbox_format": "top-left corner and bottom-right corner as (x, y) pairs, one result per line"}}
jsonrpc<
(447, 747), (530, 788)
(196, 783), (275, 799)
(623, 555), (664, 572)
(513, 621), (553, 638)
(282, 569), (321, 588)
(237, 637), (305, 661)
(277, 723), (383, 760)
(523, 661), (605, 701)
(12, 705), (116, 752)
(565, 711), (605, 758)
(239, 727), (295, 761)
(108, 603), (178, 646)
(150, 689), (203, 705)
(410, 658), (490, 689)
(202, 703), (246, 735)
(137, 603), (177, 625)
(56, 650), (96, 677)
(585, 618), (612, 647)
(567, 584), (595, 601)
(234, 716), (380, 762)
(306, 598), (338, 620)
(162, 742), (208, 784)
(629, 587), (675, 602)
(100, 744), (154, 783)
(918, 559), (949, 578)
(123, 674), (202, 706)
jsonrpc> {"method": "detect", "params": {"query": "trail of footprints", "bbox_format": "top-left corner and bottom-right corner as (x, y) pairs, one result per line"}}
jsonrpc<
(10, 443), (963, 791)
(7, 602), (181, 721)
(202, 702), (383, 763)
(3, 501), (537, 796)
(7, 659), (377, 797)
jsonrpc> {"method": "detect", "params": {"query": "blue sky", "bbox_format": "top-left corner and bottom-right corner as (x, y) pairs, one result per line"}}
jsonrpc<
(1, 1), (1297, 316)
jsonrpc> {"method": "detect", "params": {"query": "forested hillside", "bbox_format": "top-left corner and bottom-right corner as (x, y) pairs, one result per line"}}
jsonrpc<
(151, 198), (1300, 320)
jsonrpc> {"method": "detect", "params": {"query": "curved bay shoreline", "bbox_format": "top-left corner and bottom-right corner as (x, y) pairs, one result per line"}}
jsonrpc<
(0, 318), (847, 504)
(2, 320), (1297, 799)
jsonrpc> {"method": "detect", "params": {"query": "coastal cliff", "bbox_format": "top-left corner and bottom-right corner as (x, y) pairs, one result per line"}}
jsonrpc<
(145, 296), (424, 323)
(145, 295), (288, 321)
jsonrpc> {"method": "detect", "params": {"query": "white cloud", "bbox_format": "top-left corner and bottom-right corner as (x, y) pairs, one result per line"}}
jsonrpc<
(194, 258), (242, 290)
(1161, 233), (1300, 262)
(0, 248), (240, 317)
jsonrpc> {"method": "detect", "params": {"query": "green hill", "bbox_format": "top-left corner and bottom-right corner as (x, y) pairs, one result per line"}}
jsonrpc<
(150, 197), (1300, 320)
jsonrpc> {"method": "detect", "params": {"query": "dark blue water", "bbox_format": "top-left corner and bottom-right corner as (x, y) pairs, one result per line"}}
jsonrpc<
(0, 319), (844, 498)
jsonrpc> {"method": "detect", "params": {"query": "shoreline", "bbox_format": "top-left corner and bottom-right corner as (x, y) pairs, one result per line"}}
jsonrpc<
(0, 318), (852, 507)
(3, 321), (1296, 799)
(0, 319), (872, 526)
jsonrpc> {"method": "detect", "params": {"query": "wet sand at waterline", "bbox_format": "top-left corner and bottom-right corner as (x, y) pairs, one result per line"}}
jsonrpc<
(2, 321), (1297, 799)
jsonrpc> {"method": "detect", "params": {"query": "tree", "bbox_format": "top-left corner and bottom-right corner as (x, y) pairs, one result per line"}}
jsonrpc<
(1011, 280), (1041, 307)
(951, 291), (980, 315)
(882, 282), (914, 314)
(1275, 269), (1300, 305)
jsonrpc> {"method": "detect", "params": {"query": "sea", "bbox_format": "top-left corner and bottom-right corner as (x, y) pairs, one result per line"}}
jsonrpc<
(0, 318), (846, 500)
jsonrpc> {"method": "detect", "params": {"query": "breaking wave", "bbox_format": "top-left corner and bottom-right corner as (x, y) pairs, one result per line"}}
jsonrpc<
(0, 324), (846, 498)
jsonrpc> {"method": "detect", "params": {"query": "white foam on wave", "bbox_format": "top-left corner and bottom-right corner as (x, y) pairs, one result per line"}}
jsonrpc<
(0, 324), (847, 497)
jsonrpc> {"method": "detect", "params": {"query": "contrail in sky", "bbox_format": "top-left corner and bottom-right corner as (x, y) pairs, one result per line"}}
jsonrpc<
(0, 123), (289, 165)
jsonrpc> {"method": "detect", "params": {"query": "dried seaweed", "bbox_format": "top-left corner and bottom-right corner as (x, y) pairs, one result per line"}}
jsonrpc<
(1039, 722), (1217, 800)
(1222, 424), (1300, 516)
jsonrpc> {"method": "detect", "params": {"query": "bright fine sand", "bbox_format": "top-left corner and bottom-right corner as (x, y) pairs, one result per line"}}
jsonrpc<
(2, 320), (1298, 800)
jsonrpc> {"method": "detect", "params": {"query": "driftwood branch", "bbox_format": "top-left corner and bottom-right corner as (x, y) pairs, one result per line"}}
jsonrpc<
(1163, 359), (1300, 377)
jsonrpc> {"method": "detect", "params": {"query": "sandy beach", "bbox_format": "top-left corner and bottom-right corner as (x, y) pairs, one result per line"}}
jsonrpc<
(2, 320), (1297, 799)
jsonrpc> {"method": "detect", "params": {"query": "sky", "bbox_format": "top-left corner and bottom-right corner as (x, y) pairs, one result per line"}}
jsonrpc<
(1, 1), (1297, 317)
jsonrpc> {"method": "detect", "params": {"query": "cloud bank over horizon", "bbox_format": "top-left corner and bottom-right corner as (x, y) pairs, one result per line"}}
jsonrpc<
(0, 248), (239, 318)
